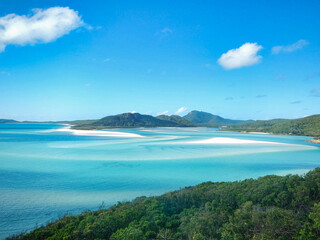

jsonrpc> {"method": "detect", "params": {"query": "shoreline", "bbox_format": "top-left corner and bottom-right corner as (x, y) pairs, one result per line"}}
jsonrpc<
(184, 137), (285, 145)
(219, 130), (271, 135)
(306, 138), (320, 144)
(220, 129), (320, 144)
(8, 168), (319, 240)
(54, 126), (143, 138)
(243, 131), (270, 135)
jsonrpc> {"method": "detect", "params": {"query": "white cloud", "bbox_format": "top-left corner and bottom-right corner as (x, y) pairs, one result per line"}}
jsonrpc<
(155, 27), (173, 39)
(218, 42), (263, 69)
(157, 110), (169, 116)
(272, 40), (309, 54)
(0, 7), (83, 53)
(160, 27), (172, 34)
(175, 107), (187, 115)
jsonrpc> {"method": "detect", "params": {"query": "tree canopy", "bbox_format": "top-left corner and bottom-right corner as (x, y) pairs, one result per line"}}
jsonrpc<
(9, 168), (320, 240)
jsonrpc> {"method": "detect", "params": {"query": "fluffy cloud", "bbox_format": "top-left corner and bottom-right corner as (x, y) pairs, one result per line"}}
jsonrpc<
(155, 27), (173, 39)
(175, 107), (187, 115)
(218, 42), (262, 70)
(0, 7), (83, 52)
(272, 40), (308, 54)
(160, 27), (172, 34)
(157, 110), (169, 116)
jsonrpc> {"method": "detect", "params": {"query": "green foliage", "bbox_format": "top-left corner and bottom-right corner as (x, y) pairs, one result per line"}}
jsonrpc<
(8, 168), (320, 240)
(183, 110), (251, 127)
(156, 115), (196, 127)
(0, 119), (18, 123)
(72, 113), (195, 129)
(298, 202), (320, 239)
(224, 114), (320, 138)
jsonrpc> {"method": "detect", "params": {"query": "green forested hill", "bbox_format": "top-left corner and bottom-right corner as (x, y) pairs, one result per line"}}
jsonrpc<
(9, 168), (320, 240)
(72, 113), (195, 129)
(224, 114), (320, 138)
(183, 110), (251, 127)
(156, 115), (196, 127)
(0, 119), (18, 123)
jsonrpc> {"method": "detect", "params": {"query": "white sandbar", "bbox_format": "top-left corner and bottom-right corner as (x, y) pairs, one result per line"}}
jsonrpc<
(55, 126), (143, 138)
(185, 137), (284, 145)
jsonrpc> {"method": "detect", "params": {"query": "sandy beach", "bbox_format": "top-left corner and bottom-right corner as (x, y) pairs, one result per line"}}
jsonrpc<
(306, 138), (320, 144)
(247, 132), (270, 135)
(185, 137), (284, 145)
(55, 126), (143, 138)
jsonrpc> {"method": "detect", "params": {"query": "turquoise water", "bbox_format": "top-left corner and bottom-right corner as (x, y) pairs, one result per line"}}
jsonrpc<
(0, 123), (320, 239)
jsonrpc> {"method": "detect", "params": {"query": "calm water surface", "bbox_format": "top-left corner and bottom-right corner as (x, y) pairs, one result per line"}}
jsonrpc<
(0, 123), (319, 239)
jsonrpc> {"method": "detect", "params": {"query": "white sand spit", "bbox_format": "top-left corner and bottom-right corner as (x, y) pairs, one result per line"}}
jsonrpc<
(55, 126), (143, 138)
(248, 132), (270, 135)
(185, 137), (284, 145)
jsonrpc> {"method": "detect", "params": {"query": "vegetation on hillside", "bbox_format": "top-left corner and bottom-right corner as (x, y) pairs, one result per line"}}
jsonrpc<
(9, 168), (320, 240)
(156, 115), (196, 127)
(0, 119), (18, 123)
(224, 114), (320, 138)
(72, 113), (195, 129)
(183, 110), (251, 127)
(2, 112), (320, 139)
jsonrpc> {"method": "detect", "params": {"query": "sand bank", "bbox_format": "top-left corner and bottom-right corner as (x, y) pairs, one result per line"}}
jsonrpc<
(247, 132), (270, 135)
(306, 138), (320, 144)
(55, 126), (143, 138)
(185, 137), (284, 145)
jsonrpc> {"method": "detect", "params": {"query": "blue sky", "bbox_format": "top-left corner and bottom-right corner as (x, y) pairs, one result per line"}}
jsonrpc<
(0, 0), (319, 121)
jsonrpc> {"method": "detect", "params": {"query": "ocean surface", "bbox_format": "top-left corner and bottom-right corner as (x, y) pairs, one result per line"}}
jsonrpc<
(0, 123), (320, 239)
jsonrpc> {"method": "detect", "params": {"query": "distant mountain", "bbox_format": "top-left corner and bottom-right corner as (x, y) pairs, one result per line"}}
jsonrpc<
(0, 119), (18, 123)
(156, 115), (196, 127)
(3, 112), (320, 139)
(183, 110), (251, 126)
(61, 120), (97, 125)
(224, 114), (320, 138)
(72, 113), (195, 129)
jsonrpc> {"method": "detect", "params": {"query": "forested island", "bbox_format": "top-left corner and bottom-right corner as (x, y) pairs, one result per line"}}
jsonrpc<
(2, 111), (320, 142)
(70, 112), (320, 143)
(71, 113), (196, 129)
(183, 110), (253, 126)
(223, 114), (320, 142)
(9, 168), (320, 240)
(70, 111), (252, 129)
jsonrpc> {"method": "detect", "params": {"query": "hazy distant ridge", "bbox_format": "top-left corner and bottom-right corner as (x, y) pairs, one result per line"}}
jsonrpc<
(183, 110), (252, 126)
(0, 119), (18, 123)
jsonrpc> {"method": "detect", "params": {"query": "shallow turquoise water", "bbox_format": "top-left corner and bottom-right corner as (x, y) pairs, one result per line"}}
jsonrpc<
(0, 124), (319, 239)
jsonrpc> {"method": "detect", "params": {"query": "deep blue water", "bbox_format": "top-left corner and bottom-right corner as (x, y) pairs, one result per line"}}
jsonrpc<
(0, 123), (319, 239)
